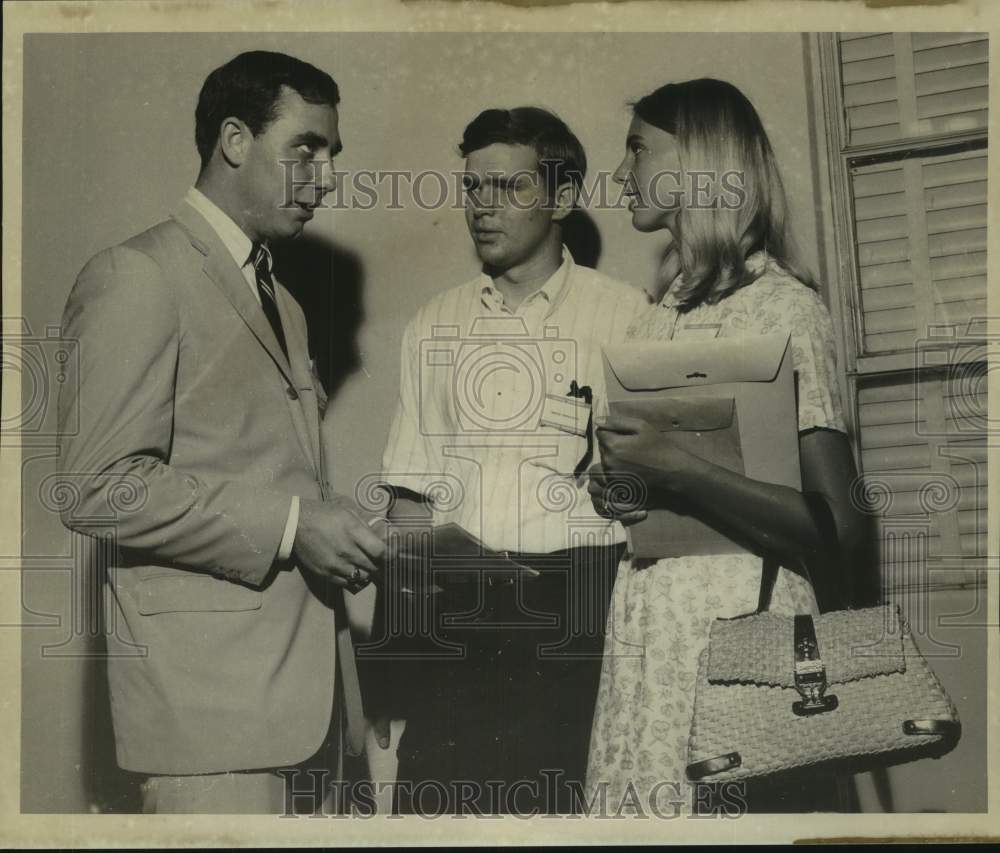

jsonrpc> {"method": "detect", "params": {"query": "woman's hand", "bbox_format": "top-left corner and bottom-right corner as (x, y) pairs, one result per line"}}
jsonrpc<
(595, 414), (705, 497)
(587, 463), (648, 525)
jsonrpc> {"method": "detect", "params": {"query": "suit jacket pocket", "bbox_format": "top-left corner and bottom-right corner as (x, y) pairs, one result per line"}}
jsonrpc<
(135, 572), (263, 615)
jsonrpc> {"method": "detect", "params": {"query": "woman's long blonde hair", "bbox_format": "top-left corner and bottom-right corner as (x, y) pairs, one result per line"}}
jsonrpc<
(633, 78), (815, 310)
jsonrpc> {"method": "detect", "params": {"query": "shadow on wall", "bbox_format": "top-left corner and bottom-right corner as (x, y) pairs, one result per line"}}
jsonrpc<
(562, 209), (601, 269)
(273, 235), (366, 401)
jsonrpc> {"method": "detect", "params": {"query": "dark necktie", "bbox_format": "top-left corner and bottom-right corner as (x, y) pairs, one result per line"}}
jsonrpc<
(249, 242), (288, 359)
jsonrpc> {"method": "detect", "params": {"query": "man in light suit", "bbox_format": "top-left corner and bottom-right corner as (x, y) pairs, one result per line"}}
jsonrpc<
(57, 51), (384, 814)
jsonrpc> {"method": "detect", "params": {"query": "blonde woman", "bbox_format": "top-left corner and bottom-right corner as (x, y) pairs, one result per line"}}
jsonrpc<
(585, 79), (869, 814)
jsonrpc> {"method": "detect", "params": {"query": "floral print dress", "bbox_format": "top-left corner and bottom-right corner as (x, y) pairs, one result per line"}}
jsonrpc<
(585, 252), (848, 814)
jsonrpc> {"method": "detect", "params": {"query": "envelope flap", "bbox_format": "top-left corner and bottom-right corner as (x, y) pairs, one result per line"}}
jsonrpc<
(706, 606), (905, 687)
(612, 396), (735, 432)
(603, 333), (791, 392)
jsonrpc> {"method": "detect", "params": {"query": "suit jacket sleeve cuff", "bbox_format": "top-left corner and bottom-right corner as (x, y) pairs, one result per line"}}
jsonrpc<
(277, 496), (300, 562)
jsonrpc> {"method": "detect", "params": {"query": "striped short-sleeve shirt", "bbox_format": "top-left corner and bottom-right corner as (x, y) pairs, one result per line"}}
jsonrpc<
(381, 248), (649, 554)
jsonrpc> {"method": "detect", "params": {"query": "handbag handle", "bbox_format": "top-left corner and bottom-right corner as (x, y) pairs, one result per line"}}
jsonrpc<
(721, 555), (779, 621)
(754, 490), (840, 615)
(754, 556), (780, 613)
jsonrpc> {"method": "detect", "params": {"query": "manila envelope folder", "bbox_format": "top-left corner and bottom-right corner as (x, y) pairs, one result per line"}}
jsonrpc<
(601, 333), (800, 558)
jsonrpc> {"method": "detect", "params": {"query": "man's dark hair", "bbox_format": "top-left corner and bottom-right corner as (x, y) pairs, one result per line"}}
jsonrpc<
(459, 106), (587, 196)
(195, 50), (340, 168)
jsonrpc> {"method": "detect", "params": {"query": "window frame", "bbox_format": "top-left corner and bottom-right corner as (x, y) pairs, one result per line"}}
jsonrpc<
(810, 32), (989, 593)
(814, 32), (989, 379)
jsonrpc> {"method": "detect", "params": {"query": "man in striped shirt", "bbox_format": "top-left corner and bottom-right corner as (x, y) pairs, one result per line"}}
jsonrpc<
(372, 107), (648, 814)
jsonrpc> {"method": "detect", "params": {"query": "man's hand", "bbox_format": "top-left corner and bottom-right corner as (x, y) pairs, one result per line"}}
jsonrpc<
(293, 496), (386, 588)
(372, 714), (392, 750)
(586, 462), (648, 526)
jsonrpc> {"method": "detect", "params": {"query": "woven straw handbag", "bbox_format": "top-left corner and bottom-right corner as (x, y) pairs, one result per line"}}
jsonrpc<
(685, 560), (961, 784)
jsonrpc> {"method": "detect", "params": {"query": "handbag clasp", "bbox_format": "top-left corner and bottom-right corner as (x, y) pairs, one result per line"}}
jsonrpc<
(792, 614), (839, 716)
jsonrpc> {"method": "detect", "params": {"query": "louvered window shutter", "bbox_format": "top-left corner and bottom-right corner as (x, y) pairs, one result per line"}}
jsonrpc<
(824, 33), (988, 593)
(857, 366), (987, 590)
(850, 148), (987, 355)
(840, 32), (988, 146)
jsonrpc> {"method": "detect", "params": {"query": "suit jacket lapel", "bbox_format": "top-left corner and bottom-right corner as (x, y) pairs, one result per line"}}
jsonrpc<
(172, 202), (295, 389)
(276, 282), (322, 473)
(172, 201), (319, 475)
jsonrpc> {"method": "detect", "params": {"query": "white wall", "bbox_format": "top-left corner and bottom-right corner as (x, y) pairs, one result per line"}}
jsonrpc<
(21, 31), (826, 812)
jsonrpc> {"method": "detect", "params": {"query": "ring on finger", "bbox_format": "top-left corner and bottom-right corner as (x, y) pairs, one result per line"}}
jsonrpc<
(345, 573), (370, 594)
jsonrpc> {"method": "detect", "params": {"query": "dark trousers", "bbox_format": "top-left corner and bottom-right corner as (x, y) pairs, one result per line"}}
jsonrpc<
(361, 543), (623, 815)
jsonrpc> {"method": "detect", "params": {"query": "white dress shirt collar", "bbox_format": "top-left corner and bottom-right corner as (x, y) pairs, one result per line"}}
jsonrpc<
(479, 246), (574, 314)
(184, 186), (272, 273)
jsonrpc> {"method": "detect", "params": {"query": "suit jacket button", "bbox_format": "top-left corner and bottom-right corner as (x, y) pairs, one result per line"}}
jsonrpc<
(286, 387), (299, 400)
